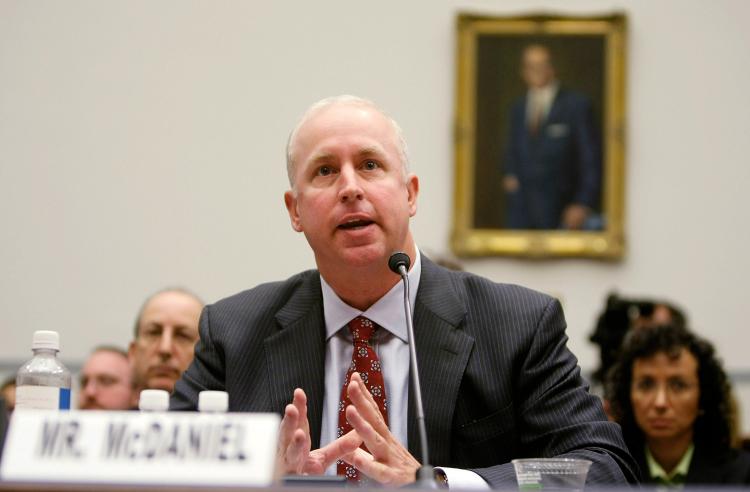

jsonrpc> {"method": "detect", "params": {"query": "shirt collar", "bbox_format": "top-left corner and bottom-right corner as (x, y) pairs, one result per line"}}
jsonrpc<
(528, 81), (559, 105)
(645, 443), (694, 485)
(320, 248), (421, 343)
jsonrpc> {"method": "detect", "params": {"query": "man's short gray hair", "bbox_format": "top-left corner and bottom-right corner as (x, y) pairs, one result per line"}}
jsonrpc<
(285, 95), (410, 187)
(132, 287), (204, 339)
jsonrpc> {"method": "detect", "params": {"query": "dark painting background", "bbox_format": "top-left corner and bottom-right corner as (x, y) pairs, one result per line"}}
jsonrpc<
(473, 35), (605, 229)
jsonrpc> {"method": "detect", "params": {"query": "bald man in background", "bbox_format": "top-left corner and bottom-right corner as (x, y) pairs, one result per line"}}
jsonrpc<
(128, 288), (203, 393)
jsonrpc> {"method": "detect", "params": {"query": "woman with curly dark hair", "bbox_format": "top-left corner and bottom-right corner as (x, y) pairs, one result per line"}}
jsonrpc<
(606, 324), (750, 485)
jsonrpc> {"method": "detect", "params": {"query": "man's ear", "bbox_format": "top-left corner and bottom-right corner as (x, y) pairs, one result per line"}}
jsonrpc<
(406, 174), (419, 217)
(284, 190), (303, 232)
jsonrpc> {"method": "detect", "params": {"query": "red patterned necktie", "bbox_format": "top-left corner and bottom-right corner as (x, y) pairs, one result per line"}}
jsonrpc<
(336, 316), (388, 484)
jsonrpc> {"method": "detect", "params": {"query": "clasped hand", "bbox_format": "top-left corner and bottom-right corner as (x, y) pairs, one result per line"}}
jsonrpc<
(275, 372), (421, 486)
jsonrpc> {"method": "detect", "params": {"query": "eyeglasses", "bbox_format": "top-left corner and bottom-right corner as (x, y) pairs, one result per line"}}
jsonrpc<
(138, 326), (198, 346)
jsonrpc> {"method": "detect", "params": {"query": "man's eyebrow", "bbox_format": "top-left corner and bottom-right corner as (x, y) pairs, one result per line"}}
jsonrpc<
(309, 152), (336, 166)
(357, 146), (385, 158)
(307, 147), (385, 167)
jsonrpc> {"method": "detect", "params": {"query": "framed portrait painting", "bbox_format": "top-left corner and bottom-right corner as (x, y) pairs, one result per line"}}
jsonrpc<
(451, 13), (627, 258)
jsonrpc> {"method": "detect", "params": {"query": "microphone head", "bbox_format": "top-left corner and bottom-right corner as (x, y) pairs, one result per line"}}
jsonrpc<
(388, 252), (411, 274)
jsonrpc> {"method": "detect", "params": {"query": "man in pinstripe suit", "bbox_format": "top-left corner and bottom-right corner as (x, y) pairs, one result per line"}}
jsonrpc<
(171, 96), (638, 488)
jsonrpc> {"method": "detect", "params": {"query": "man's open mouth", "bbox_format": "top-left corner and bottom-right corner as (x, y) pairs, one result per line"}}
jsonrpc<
(338, 219), (374, 230)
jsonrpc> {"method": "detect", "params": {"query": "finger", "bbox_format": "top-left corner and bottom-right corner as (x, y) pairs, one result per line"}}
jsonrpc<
(347, 447), (398, 486)
(286, 428), (309, 474)
(278, 403), (300, 449)
(347, 373), (383, 420)
(314, 429), (364, 469)
(277, 390), (313, 476)
(347, 373), (388, 434)
(350, 447), (419, 487)
(353, 373), (382, 416)
(292, 388), (310, 435)
(345, 404), (391, 460)
(274, 404), (300, 480)
(350, 372), (380, 412)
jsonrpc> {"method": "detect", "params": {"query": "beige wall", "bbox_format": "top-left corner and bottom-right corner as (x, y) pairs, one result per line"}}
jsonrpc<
(1, 0), (748, 416)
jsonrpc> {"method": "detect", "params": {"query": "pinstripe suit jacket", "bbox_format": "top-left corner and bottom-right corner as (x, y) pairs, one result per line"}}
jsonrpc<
(171, 256), (639, 487)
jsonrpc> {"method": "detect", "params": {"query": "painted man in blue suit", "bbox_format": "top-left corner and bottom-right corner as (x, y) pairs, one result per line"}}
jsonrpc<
(503, 44), (602, 230)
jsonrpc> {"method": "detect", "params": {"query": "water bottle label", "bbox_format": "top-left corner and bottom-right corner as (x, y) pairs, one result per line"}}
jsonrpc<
(15, 385), (71, 410)
(59, 388), (71, 409)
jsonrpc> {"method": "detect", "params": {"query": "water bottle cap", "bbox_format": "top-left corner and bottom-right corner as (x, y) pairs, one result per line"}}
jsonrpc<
(198, 390), (229, 412)
(138, 389), (170, 411)
(32, 330), (60, 351)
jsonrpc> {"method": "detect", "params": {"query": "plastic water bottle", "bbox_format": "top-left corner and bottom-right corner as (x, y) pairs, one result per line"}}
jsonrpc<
(198, 390), (229, 413)
(15, 330), (72, 410)
(138, 389), (170, 412)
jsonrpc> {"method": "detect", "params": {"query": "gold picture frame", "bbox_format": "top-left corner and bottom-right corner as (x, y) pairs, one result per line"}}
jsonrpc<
(451, 13), (627, 259)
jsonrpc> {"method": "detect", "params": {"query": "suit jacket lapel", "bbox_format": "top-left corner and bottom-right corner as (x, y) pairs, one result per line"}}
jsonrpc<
(545, 88), (564, 128)
(266, 272), (326, 448)
(409, 256), (474, 465)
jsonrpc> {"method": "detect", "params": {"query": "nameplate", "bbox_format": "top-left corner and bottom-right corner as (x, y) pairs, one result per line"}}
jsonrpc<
(0, 410), (280, 486)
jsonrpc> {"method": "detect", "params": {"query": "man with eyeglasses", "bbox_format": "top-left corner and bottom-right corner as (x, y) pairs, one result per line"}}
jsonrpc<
(128, 288), (203, 394)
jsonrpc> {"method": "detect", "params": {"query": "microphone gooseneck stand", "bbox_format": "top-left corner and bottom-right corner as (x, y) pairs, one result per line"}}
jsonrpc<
(388, 252), (438, 489)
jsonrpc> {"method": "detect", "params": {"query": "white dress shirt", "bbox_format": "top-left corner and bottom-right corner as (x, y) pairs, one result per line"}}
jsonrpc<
(318, 250), (488, 489)
(526, 81), (559, 127)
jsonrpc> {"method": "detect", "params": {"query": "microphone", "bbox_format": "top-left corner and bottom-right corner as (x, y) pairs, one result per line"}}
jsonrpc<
(388, 252), (437, 489)
(388, 252), (411, 276)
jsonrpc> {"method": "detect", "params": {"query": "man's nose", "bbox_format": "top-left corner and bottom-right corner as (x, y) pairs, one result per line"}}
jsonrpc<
(157, 329), (174, 355)
(83, 381), (97, 396)
(338, 165), (363, 202)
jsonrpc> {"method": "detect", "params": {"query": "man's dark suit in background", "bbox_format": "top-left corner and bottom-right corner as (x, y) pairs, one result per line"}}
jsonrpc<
(504, 88), (601, 230)
(502, 44), (602, 230)
(172, 255), (638, 487)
